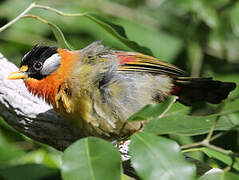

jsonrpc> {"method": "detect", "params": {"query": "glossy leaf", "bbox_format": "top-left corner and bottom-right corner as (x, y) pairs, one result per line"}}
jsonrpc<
(23, 15), (72, 50)
(23, 13), (153, 55)
(127, 96), (177, 122)
(84, 14), (153, 55)
(198, 6), (219, 28)
(120, 96), (177, 134)
(61, 137), (122, 180)
(19, 149), (60, 168)
(199, 171), (239, 180)
(165, 102), (191, 115)
(118, 19), (183, 61)
(200, 147), (239, 171)
(223, 95), (239, 115)
(144, 97), (239, 136)
(0, 146), (25, 165)
(47, 21), (73, 50)
(130, 132), (196, 180)
(230, 3), (239, 36)
(144, 113), (238, 136)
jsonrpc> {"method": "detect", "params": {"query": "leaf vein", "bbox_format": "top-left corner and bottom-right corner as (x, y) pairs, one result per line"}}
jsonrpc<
(85, 139), (96, 180)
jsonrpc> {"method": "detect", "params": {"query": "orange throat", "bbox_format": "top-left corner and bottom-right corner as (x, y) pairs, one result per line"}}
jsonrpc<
(24, 49), (78, 104)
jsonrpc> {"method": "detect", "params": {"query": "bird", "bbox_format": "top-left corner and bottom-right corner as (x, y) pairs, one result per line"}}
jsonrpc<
(8, 41), (236, 139)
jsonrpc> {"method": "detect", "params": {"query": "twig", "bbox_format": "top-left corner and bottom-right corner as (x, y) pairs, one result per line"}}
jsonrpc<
(34, 4), (86, 17)
(210, 127), (237, 142)
(205, 116), (219, 142)
(23, 14), (49, 24)
(210, 132), (228, 142)
(0, 3), (36, 32)
(181, 115), (234, 156)
(158, 96), (178, 119)
(205, 143), (232, 156)
(181, 140), (232, 156)
(0, 3), (86, 34)
(181, 116), (219, 150)
(181, 142), (203, 151)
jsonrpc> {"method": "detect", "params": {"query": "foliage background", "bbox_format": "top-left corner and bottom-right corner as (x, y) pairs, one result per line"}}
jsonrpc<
(0, 0), (239, 179)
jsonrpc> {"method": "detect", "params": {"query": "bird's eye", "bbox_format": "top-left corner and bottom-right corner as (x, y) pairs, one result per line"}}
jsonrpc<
(33, 62), (43, 70)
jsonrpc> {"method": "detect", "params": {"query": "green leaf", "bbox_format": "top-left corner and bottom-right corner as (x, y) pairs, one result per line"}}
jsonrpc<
(89, 14), (128, 38)
(200, 147), (239, 171)
(84, 14), (153, 55)
(0, 164), (59, 180)
(199, 171), (239, 180)
(198, 6), (219, 28)
(223, 95), (239, 116)
(144, 97), (239, 136)
(22, 15), (72, 50)
(229, 2), (239, 36)
(0, 146), (25, 166)
(120, 96), (177, 134)
(116, 19), (183, 62)
(23, 13), (153, 55)
(18, 149), (60, 168)
(47, 22), (73, 50)
(126, 96), (177, 122)
(130, 132), (196, 180)
(165, 102), (191, 115)
(144, 113), (238, 136)
(61, 137), (122, 180)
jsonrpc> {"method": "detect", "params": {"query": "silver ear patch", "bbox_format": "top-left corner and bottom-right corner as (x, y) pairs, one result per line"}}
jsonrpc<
(41, 53), (61, 75)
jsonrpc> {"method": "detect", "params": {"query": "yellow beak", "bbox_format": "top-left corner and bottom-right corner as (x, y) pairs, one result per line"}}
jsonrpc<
(8, 65), (28, 80)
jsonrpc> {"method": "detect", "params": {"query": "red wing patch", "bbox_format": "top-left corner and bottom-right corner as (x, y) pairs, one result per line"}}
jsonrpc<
(116, 52), (138, 64)
(116, 52), (186, 76)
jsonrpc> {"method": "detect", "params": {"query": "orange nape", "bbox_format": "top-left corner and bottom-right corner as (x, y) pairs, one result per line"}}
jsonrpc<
(25, 49), (78, 104)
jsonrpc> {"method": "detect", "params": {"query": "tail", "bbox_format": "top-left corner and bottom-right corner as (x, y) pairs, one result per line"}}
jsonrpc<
(172, 77), (237, 106)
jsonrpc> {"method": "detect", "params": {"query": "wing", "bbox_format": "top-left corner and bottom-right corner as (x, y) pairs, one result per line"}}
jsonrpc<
(79, 41), (186, 77)
(116, 52), (187, 77)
